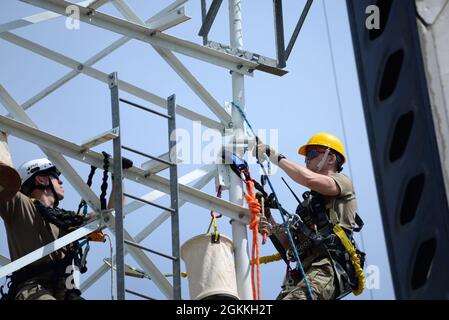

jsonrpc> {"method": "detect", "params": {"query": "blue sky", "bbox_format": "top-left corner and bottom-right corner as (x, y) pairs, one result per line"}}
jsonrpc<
(0, 0), (395, 300)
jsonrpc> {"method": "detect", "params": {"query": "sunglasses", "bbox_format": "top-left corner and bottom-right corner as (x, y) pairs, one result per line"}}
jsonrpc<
(305, 149), (325, 161)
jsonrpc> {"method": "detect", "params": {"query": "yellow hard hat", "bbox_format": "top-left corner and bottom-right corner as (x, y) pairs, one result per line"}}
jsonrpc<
(298, 132), (346, 163)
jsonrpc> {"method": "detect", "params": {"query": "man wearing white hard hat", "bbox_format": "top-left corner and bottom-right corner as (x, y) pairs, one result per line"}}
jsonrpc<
(0, 132), (102, 300)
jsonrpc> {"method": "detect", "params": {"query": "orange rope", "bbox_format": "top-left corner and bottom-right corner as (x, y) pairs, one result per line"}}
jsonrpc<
(244, 180), (265, 300)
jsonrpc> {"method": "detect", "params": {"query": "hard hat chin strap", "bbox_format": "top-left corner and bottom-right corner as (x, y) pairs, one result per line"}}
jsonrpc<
(48, 179), (60, 207)
(316, 148), (330, 172)
(33, 176), (60, 207)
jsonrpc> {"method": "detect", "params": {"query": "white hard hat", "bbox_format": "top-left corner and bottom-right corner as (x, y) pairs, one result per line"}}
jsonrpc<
(17, 158), (60, 185)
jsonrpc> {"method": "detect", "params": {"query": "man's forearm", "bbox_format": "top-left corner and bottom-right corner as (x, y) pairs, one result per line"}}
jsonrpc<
(107, 188), (114, 209)
(279, 158), (339, 196)
(107, 177), (125, 209)
(279, 158), (314, 186)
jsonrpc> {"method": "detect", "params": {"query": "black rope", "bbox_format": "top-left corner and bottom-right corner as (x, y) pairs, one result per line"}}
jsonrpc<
(33, 199), (84, 230)
(100, 152), (111, 210)
(77, 166), (97, 214)
(77, 152), (132, 214)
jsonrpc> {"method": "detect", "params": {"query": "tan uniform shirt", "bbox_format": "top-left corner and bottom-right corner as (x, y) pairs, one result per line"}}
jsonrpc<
(323, 172), (359, 231)
(294, 173), (360, 274)
(0, 192), (68, 268)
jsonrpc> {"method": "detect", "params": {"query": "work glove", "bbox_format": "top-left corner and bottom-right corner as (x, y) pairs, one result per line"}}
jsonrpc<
(252, 141), (286, 164)
(252, 142), (277, 162)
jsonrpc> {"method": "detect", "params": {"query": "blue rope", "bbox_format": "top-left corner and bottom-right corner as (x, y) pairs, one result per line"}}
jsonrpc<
(231, 102), (315, 300)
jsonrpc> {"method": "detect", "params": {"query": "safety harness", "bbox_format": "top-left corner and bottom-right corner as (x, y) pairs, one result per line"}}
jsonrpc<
(291, 190), (366, 297)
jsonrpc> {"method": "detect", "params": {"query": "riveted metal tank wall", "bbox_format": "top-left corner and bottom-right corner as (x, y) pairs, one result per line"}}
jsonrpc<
(347, 0), (449, 299)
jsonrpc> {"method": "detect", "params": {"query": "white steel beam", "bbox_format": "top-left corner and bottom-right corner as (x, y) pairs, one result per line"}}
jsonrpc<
(141, 152), (173, 175)
(147, 5), (190, 31)
(0, 254), (10, 266)
(0, 32), (224, 131)
(0, 9), (60, 33)
(147, 0), (188, 24)
(20, 8), (190, 111)
(80, 127), (119, 151)
(20, 36), (129, 110)
(81, 165), (215, 292)
(0, 84), (101, 211)
(155, 47), (233, 124)
(86, 0), (110, 9)
(0, 0), (93, 33)
(0, 219), (99, 279)
(111, 0), (141, 23)
(113, 0), (233, 126)
(19, 0), (266, 76)
(0, 115), (251, 225)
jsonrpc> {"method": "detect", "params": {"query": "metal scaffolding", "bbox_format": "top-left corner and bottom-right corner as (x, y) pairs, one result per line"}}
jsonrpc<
(0, 0), (313, 300)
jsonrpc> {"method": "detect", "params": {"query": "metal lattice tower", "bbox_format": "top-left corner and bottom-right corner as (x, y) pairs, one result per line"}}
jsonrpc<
(0, 0), (313, 300)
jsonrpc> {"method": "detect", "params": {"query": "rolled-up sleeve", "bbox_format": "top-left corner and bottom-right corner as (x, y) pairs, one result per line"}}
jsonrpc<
(329, 173), (353, 197)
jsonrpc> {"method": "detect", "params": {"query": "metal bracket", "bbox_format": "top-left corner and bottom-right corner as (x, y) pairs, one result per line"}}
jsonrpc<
(99, 208), (114, 228)
(207, 40), (286, 76)
(141, 151), (183, 175)
(215, 163), (231, 191)
(108, 71), (118, 88)
(80, 127), (119, 151)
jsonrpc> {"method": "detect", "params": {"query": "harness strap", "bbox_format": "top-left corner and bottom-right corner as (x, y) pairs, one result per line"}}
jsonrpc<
(332, 225), (365, 295)
(327, 200), (339, 226)
(354, 213), (364, 232)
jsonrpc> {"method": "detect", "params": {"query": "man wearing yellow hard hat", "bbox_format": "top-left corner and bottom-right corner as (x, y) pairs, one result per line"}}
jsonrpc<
(253, 133), (365, 300)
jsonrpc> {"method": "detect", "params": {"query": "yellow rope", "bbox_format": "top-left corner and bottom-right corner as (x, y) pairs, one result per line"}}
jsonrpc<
(251, 253), (282, 265)
(164, 272), (188, 278)
(165, 256), (282, 279)
(206, 214), (219, 242)
(333, 225), (365, 295)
